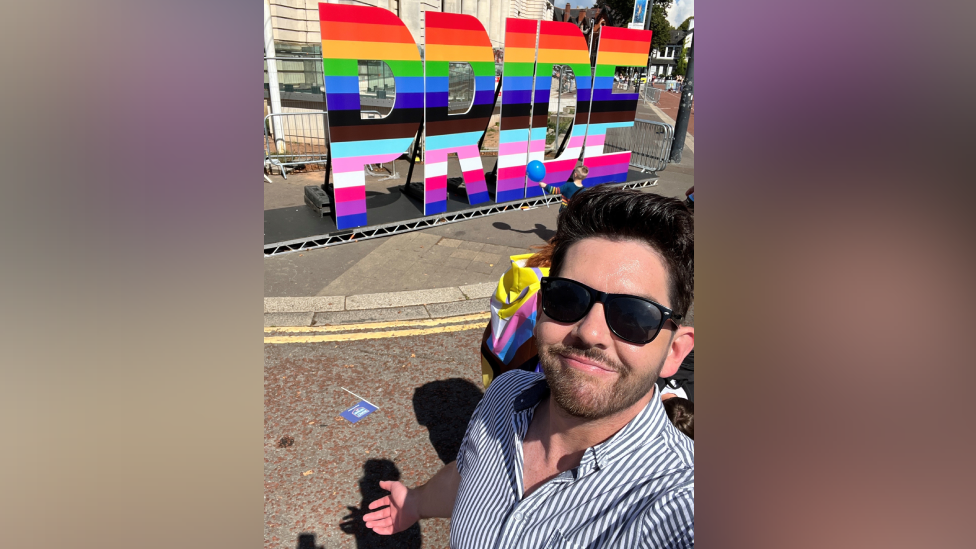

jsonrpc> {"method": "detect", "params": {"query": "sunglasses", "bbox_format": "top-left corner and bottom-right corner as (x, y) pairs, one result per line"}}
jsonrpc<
(538, 277), (681, 344)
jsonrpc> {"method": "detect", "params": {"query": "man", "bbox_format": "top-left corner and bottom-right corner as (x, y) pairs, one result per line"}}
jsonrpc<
(363, 186), (695, 548)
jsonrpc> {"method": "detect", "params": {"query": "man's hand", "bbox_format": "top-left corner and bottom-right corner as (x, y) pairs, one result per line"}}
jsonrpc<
(363, 480), (420, 535)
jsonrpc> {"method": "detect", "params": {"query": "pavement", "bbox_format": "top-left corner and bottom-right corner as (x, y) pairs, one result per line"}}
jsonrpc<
(264, 102), (694, 327)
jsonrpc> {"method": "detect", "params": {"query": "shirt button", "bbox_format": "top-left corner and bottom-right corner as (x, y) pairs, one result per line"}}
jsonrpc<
(514, 512), (523, 521)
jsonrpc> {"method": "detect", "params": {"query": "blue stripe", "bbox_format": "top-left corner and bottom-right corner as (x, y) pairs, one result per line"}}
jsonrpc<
(424, 200), (447, 215)
(425, 131), (483, 150)
(330, 137), (413, 158)
(498, 128), (529, 144)
(583, 172), (628, 185)
(394, 76), (425, 93)
(472, 89), (495, 105)
(475, 76), (496, 90)
(467, 190), (490, 205)
(393, 92), (425, 109)
(424, 76), (448, 93)
(495, 188), (525, 203)
(501, 76), (534, 91)
(335, 212), (368, 230)
(323, 76), (359, 94)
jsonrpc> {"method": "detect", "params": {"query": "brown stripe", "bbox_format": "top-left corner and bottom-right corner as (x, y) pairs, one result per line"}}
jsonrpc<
(330, 122), (421, 143)
(426, 117), (491, 137)
(587, 110), (638, 125)
(500, 114), (530, 129)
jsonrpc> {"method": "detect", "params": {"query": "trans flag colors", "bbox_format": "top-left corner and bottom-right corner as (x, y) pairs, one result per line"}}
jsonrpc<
(495, 18), (540, 203)
(319, 4), (423, 229)
(528, 21), (595, 197)
(582, 26), (652, 186)
(422, 12), (495, 214)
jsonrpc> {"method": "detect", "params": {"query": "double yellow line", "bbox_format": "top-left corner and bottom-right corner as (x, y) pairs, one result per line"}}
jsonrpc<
(264, 312), (490, 344)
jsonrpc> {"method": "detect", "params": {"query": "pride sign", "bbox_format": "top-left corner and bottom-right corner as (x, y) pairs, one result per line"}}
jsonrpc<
(318, 4), (651, 230)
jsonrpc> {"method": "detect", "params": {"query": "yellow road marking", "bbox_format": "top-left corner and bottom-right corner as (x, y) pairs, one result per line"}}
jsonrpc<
(265, 312), (490, 333)
(264, 322), (485, 344)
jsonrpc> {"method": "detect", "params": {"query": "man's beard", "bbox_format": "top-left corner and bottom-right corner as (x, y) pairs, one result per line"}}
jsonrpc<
(539, 343), (663, 420)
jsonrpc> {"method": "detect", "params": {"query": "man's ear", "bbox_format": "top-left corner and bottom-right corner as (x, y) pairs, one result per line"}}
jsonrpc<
(658, 326), (694, 379)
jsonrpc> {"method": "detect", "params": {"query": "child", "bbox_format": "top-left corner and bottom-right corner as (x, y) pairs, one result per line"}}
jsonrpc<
(537, 165), (588, 213)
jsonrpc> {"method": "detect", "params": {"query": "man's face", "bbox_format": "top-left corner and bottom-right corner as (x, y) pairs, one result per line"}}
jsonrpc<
(536, 236), (690, 420)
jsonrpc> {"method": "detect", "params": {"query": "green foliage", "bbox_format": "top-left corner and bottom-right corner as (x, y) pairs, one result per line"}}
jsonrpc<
(596, 0), (672, 29)
(674, 46), (687, 76)
(679, 16), (694, 31)
(649, 4), (673, 53)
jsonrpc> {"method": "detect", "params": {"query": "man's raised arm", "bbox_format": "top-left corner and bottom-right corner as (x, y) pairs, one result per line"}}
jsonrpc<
(362, 460), (461, 535)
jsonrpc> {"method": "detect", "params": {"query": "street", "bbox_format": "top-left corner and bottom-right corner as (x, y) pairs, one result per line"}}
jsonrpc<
(264, 317), (487, 548)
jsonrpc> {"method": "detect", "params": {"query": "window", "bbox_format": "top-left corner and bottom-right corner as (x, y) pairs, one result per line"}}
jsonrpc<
(448, 62), (475, 115)
(358, 60), (395, 118)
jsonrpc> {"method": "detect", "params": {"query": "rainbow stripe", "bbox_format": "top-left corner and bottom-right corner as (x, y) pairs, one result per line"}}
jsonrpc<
(319, 4), (423, 229)
(582, 26), (652, 186)
(495, 18), (539, 203)
(527, 21), (594, 196)
(422, 12), (495, 214)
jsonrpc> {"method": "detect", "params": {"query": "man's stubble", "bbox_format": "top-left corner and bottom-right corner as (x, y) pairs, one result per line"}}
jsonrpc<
(538, 343), (665, 420)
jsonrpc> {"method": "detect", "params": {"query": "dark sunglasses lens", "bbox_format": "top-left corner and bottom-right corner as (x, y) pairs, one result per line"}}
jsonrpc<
(606, 297), (664, 343)
(543, 280), (591, 322)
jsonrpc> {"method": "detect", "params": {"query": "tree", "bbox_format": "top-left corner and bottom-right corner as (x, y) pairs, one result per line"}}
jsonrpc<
(674, 44), (687, 76)
(679, 16), (694, 31)
(596, 0), (673, 30)
(648, 3), (673, 54)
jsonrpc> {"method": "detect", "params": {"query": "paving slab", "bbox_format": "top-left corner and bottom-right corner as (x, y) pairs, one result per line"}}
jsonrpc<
(264, 296), (344, 313)
(312, 306), (430, 325)
(345, 287), (466, 310)
(459, 282), (497, 299)
(426, 298), (492, 319)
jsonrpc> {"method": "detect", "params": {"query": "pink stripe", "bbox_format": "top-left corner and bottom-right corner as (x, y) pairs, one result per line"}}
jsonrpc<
(528, 139), (546, 153)
(582, 151), (630, 167)
(462, 168), (485, 183)
(496, 176), (525, 192)
(425, 175), (447, 189)
(568, 135), (586, 148)
(425, 150), (448, 164)
(333, 153), (401, 173)
(499, 141), (529, 156)
(497, 298), (538, 345)
(334, 186), (366, 203)
(498, 166), (526, 179)
(335, 199), (366, 216)
(542, 158), (577, 171)
(585, 134), (606, 147)
(456, 145), (481, 160)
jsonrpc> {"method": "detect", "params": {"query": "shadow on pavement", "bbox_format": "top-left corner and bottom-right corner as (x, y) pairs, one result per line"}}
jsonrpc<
(339, 459), (422, 548)
(491, 221), (556, 243)
(413, 378), (485, 464)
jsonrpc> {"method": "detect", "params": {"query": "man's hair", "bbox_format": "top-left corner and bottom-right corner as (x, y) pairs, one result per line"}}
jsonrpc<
(550, 186), (694, 321)
(663, 397), (694, 440)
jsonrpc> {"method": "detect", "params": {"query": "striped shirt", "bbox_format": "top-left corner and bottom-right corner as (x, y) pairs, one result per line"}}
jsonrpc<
(540, 181), (583, 210)
(451, 370), (694, 549)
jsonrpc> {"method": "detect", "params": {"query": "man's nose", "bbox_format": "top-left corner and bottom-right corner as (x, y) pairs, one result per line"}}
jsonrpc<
(572, 301), (613, 348)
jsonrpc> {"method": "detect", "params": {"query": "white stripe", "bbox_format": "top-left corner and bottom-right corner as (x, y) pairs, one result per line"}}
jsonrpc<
(458, 155), (484, 173)
(424, 161), (447, 178)
(496, 153), (528, 169)
(332, 171), (364, 189)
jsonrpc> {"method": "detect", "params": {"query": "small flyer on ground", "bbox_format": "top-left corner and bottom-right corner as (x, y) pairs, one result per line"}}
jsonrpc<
(340, 400), (377, 424)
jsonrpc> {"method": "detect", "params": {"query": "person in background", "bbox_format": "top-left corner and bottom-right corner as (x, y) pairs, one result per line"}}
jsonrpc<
(662, 395), (694, 440)
(537, 165), (588, 213)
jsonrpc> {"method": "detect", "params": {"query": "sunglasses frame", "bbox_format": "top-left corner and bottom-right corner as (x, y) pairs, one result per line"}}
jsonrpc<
(538, 276), (682, 344)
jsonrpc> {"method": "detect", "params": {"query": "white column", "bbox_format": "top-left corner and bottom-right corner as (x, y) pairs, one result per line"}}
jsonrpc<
(264, 0), (285, 153)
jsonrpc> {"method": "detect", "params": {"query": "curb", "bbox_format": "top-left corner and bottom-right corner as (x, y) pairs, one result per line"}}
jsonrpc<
(264, 282), (497, 327)
(647, 101), (694, 153)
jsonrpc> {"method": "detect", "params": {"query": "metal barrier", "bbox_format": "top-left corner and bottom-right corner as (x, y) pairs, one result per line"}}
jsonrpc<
(641, 85), (662, 105)
(604, 119), (673, 173)
(264, 112), (329, 178)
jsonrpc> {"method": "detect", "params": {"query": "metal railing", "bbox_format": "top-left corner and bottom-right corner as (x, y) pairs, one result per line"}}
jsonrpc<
(264, 112), (329, 178)
(604, 119), (673, 173)
(641, 85), (662, 105)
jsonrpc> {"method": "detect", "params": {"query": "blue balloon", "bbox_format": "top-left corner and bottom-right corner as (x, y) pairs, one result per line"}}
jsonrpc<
(526, 160), (546, 182)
